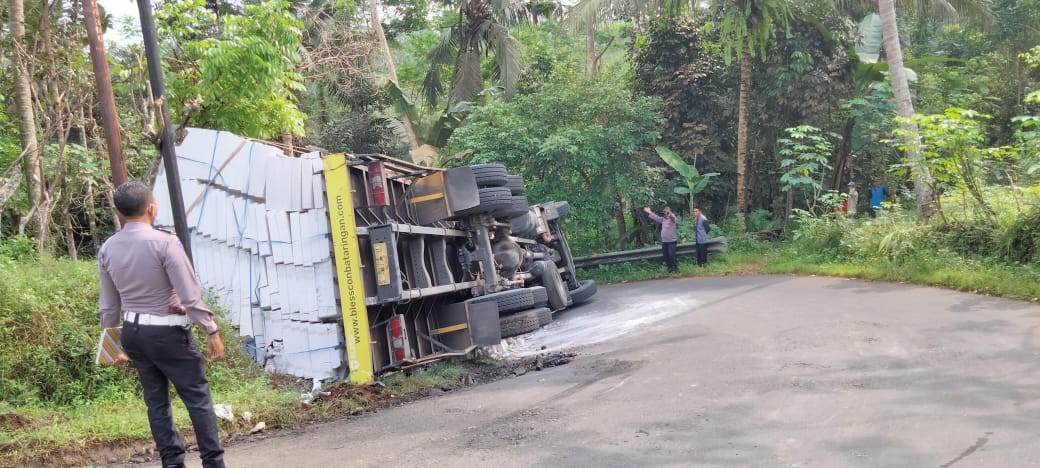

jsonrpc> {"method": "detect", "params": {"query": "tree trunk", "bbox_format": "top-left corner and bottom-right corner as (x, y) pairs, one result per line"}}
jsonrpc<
(371, 0), (419, 150)
(82, 0), (128, 186)
(586, 23), (599, 75)
(832, 116), (855, 189)
(614, 195), (627, 249)
(63, 207), (77, 260)
(783, 190), (793, 232)
(734, 38), (751, 233)
(86, 179), (99, 252)
(8, 0), (46, 248)
(878, 0), (933, 218)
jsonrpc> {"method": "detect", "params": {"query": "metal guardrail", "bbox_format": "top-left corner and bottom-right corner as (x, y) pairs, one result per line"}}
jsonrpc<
(573, 237), (729, 269)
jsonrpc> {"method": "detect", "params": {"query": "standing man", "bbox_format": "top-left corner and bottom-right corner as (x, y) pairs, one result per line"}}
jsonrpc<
(869, 179), (887, 218)
(644, 205), (678, 273)
(846, 181), (859, 217)
(693, 207), (710, 267)
(98, 181), (226, 468)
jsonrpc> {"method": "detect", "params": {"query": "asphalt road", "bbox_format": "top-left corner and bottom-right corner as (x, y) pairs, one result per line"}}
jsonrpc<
(161, 275), (1040, 467)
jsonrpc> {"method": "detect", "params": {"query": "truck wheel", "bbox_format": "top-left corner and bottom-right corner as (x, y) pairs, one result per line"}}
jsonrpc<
(527, 286), (548, 308)
(467, 289), (535, 315)
(455, 187), (512, 217)
(542, 262), (572, 311)
(470, 164), (508, 187)
(500, 310), (540, 338)
(569, 280), (597, 305)
(505, 175), (525, 195)
(532, 307), (553, 326)
(495, 195), (529, 219)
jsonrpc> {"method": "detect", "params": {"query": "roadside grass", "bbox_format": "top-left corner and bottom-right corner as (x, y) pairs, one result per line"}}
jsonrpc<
(1, 356), (496, 467)
(382, 360), (482, 395)
(582, 236), (1040, 302)
(0, 256), (502, 467)
(766, 247), (1040, 301)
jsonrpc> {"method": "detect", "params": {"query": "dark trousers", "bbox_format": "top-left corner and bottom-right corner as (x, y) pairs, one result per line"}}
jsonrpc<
(662, 241), (678, 272)
(696, 242), (708, 266)
(122, 324), (225, 468)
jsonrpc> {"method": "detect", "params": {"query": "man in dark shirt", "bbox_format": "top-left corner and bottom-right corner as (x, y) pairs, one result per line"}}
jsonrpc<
(693, 207), (710, 267)
(98, 181), (226, 468)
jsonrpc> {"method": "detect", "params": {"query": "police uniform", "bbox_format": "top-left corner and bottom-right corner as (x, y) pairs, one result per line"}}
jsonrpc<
(98, 222), (225, 468)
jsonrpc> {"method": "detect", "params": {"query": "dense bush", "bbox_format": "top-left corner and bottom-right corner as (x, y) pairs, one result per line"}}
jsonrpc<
(0, 258), (135, 405)
(0, 245), (266, 407)
(787, 187), (1040, 267)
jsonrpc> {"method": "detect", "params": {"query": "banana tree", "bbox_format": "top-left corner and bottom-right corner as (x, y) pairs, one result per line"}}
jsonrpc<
(655, 146), (720, 213)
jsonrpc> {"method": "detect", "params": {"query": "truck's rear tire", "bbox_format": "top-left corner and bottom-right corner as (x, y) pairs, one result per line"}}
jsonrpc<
(528, 286), (548, 308)
(505, 175), (525, 195)
(542, 262), (571, 311)
(500, 310), (541, 338)
(470, 164), (508, 187)
(569, 280), (597, 305)
(455, 187), (512, 217)
(495, 195), (529, 219)
(532, 307), (553, 326)
(467, 289), (534, 315)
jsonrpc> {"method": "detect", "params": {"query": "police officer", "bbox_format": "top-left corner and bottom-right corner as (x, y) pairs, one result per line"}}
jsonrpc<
(98, 181), (226, 468)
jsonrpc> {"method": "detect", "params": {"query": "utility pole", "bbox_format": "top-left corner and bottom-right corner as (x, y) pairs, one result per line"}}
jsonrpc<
(136, 0), (193, 263)
(82, 0), (127, 186)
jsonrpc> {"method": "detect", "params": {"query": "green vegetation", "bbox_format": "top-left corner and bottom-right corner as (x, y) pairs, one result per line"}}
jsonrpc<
(0, 246), (495, 466)
(2, 0), (1040, 464)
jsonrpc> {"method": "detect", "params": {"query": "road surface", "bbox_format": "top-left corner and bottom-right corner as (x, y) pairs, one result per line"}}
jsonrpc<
(156, 275), (1040, 467)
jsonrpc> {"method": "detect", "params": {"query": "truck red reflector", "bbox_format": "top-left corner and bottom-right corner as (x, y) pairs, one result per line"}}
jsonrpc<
(387, 314), (411, 364)
(368, 162), (387, 205)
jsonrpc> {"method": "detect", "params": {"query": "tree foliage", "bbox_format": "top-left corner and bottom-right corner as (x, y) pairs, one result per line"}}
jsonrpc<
(157, 0), (306, 139)
(445, 73), (663, 253)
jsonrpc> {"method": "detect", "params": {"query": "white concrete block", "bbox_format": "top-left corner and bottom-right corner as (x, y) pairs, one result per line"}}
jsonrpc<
(289, 158), (303, 212)
(289, 212), (303, 266)
(300, 158), (314, 210)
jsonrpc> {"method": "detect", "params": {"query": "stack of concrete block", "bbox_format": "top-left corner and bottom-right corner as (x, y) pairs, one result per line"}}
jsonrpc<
(153, 128), (344, 381)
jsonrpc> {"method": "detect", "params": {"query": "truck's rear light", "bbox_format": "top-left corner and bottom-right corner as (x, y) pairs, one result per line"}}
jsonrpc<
(368, 162), (387, 205)
(388, 314), (410, 363)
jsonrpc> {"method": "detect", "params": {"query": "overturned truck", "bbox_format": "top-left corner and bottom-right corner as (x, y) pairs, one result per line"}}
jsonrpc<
(155, 129), (595, 384)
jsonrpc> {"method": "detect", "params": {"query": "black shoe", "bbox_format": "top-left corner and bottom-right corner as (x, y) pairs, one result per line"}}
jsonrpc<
(164, 464), (186, 468)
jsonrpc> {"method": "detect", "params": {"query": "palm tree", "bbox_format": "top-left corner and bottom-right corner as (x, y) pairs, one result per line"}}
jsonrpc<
(422, 0), (525, 108)
(7, 0), (46, 250)
(564, 0), (683, 75)
(370, 0), (419, 149)
(840, 0), (992, 217)
(717, 0), (792, 233)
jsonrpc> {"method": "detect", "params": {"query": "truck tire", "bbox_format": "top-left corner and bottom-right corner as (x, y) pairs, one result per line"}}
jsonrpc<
(505, 175), (525, 195)
(528, 286), (548, 308)
(542, 262), (572, 311)
(532, 307), (553, 326)
(500, 310), (541, 338)
(455, 187), (513, 217)
(569, 280), (597, 305)
(470, 164), (508, 187)
(467, 289), (535, 315)
(495, 195), (529, 219)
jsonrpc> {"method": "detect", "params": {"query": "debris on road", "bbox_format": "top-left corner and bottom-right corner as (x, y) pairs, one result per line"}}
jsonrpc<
(214, 404), (234, 422)
(249, 422), (266, 434)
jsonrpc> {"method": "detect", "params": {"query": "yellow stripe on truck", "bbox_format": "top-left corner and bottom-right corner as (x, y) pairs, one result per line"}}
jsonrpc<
(323, 154), (374, 384)
(409, 192), (444, 203)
